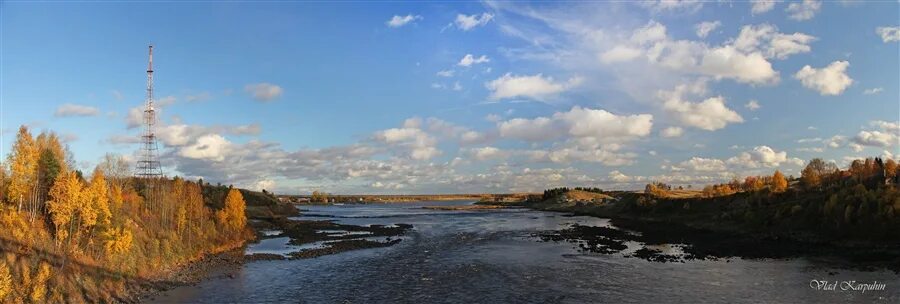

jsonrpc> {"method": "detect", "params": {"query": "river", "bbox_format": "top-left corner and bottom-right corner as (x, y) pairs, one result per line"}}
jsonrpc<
(153, 200), (899, 303)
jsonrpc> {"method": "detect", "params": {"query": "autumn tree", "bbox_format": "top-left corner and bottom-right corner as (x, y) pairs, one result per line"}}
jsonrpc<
(743, 176), (764, 192)
(885, 159), (898, 179)
(216, 188), (246, 232)
(772, 170), (788, 193)
(46, 171), (84, 244)
(801, 158), (837, 190)
(0, 164), (7, 203)
(85, 168), (112, 245)
(102, 222), (133, 256)
(7, 126), (38, 211)
(311, 190), (329, 203)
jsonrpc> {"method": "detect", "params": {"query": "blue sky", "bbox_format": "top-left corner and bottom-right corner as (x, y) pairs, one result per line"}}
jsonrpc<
(2, 1), (898, 194)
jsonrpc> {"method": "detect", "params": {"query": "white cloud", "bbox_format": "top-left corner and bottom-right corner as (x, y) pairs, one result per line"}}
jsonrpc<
(253, 179), (276, 191)
(608, 170), (632, 183)
(750, 0), (777, 14)
(695, 21), (721, 38)
(852, 121), (899, 148)
(659, 85), (744, 131)
(640, 0), (703, 13)
(455, 13), (494, 31)
(631, 21), (668, 44)
(733, 24), (816, 60)
(679, 157), (727, 172)
(863, 88), (883, 95)
(497, 117), (559, 141)
(436, 70), (455, 77)
(386, 14), (423, 28)
(178, 134), (231, 161)
(605, 21), (783, 84)
(786, 0), (821, 21)
(470, 146), (506, 161)
(55, 103), (99, 117)
(726, 146), (803, 168)
(794, 61), (853, 96)
(458, 54), (490, 67)
(599, 46), (643, 63)
(245, 83), (283, 101)
(699, 46), (779, 84)
(745, 100), (761, 111)
(498, 106), (653, 143)
(877, 26), (900, 43)
(485, 114), (502, 122)
(660, 126), (684, 137)
(372, 120), (443, 160)
(486, 73), (583, 101)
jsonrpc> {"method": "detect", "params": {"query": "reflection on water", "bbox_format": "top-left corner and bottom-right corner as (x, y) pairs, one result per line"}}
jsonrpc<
(154, 200), (900, 303)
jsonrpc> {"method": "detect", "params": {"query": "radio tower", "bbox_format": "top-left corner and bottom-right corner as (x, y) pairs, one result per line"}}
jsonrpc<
(136, 44), (163, 178)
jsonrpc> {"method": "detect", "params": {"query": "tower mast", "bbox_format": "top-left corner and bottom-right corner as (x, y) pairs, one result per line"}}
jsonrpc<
(136, 44), (163, 178)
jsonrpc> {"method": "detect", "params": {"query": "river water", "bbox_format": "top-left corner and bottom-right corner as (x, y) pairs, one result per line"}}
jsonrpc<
(153, 200), (899, 303)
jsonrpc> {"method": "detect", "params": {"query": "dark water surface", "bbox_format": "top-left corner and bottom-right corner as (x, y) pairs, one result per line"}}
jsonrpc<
(153, 200), (899, 303)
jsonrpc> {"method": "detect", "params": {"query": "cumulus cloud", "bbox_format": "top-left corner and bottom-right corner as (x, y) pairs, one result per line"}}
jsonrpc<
(733, 24), (817, 60)
(601, 21), (784, 84)
(660, 126), (684, 138)
(486, 73), (583, 101)
(372, 119), (442, 160)
(852, 121), (899, 148)
(458, 54), (490, 67)
(253, 179), (276, 191)
(469, 146), (506, 161)
(498, 106), (653, 143)
(599, 46), (643, 63)
(55, 103), (100, 117)
(876, 26), (900, 43)
(745, 100), (761, 111)
(245, 83), (283, 101)
(679, 157), (727, 172)
(178, 134), (231, 161)
(455, 13), (494, 31)
(794, 61), (853, 96)
(659, 84), (744, 131)
(386, 14), (422, 28)
(750, 0), (777, 14)
(786, 0), (821, 21)
(695, 21), (720, 38)
(726, 146), (803, 168)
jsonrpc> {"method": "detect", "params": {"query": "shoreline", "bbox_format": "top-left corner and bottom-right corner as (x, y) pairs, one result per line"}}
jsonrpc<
(131, 242), (248, 303)
(483, 196), (900, 272)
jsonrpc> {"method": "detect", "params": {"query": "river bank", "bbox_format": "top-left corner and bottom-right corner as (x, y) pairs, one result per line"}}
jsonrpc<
(480, 191), (900, 272)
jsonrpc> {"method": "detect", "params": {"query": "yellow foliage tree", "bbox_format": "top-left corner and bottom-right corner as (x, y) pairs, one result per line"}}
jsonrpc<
(7, 126), (38, 210)
(88, 168), (111, 228)
(216, 188), (246, 232)
(47, 171), (83, 244)
(102, 223), (133, 256)
(109, 183), (124, 210)
(0, 262), (11, 300)
(30, 262), (51, 303)
(0, 211), (29, 241)
(772, 170), (788, 193)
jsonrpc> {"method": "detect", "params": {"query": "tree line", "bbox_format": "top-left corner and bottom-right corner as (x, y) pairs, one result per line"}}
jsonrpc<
(0, 126), (250, 302)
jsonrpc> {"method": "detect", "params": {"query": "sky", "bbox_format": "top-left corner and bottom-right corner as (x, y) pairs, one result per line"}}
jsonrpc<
(1, 0), (898, 194)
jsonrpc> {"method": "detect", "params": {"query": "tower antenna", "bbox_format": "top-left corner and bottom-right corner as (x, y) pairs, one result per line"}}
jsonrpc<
(136, 44), (163, 178)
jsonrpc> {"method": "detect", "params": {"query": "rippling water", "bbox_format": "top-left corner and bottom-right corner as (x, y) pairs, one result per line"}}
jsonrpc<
(153, 201), (899, 303)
